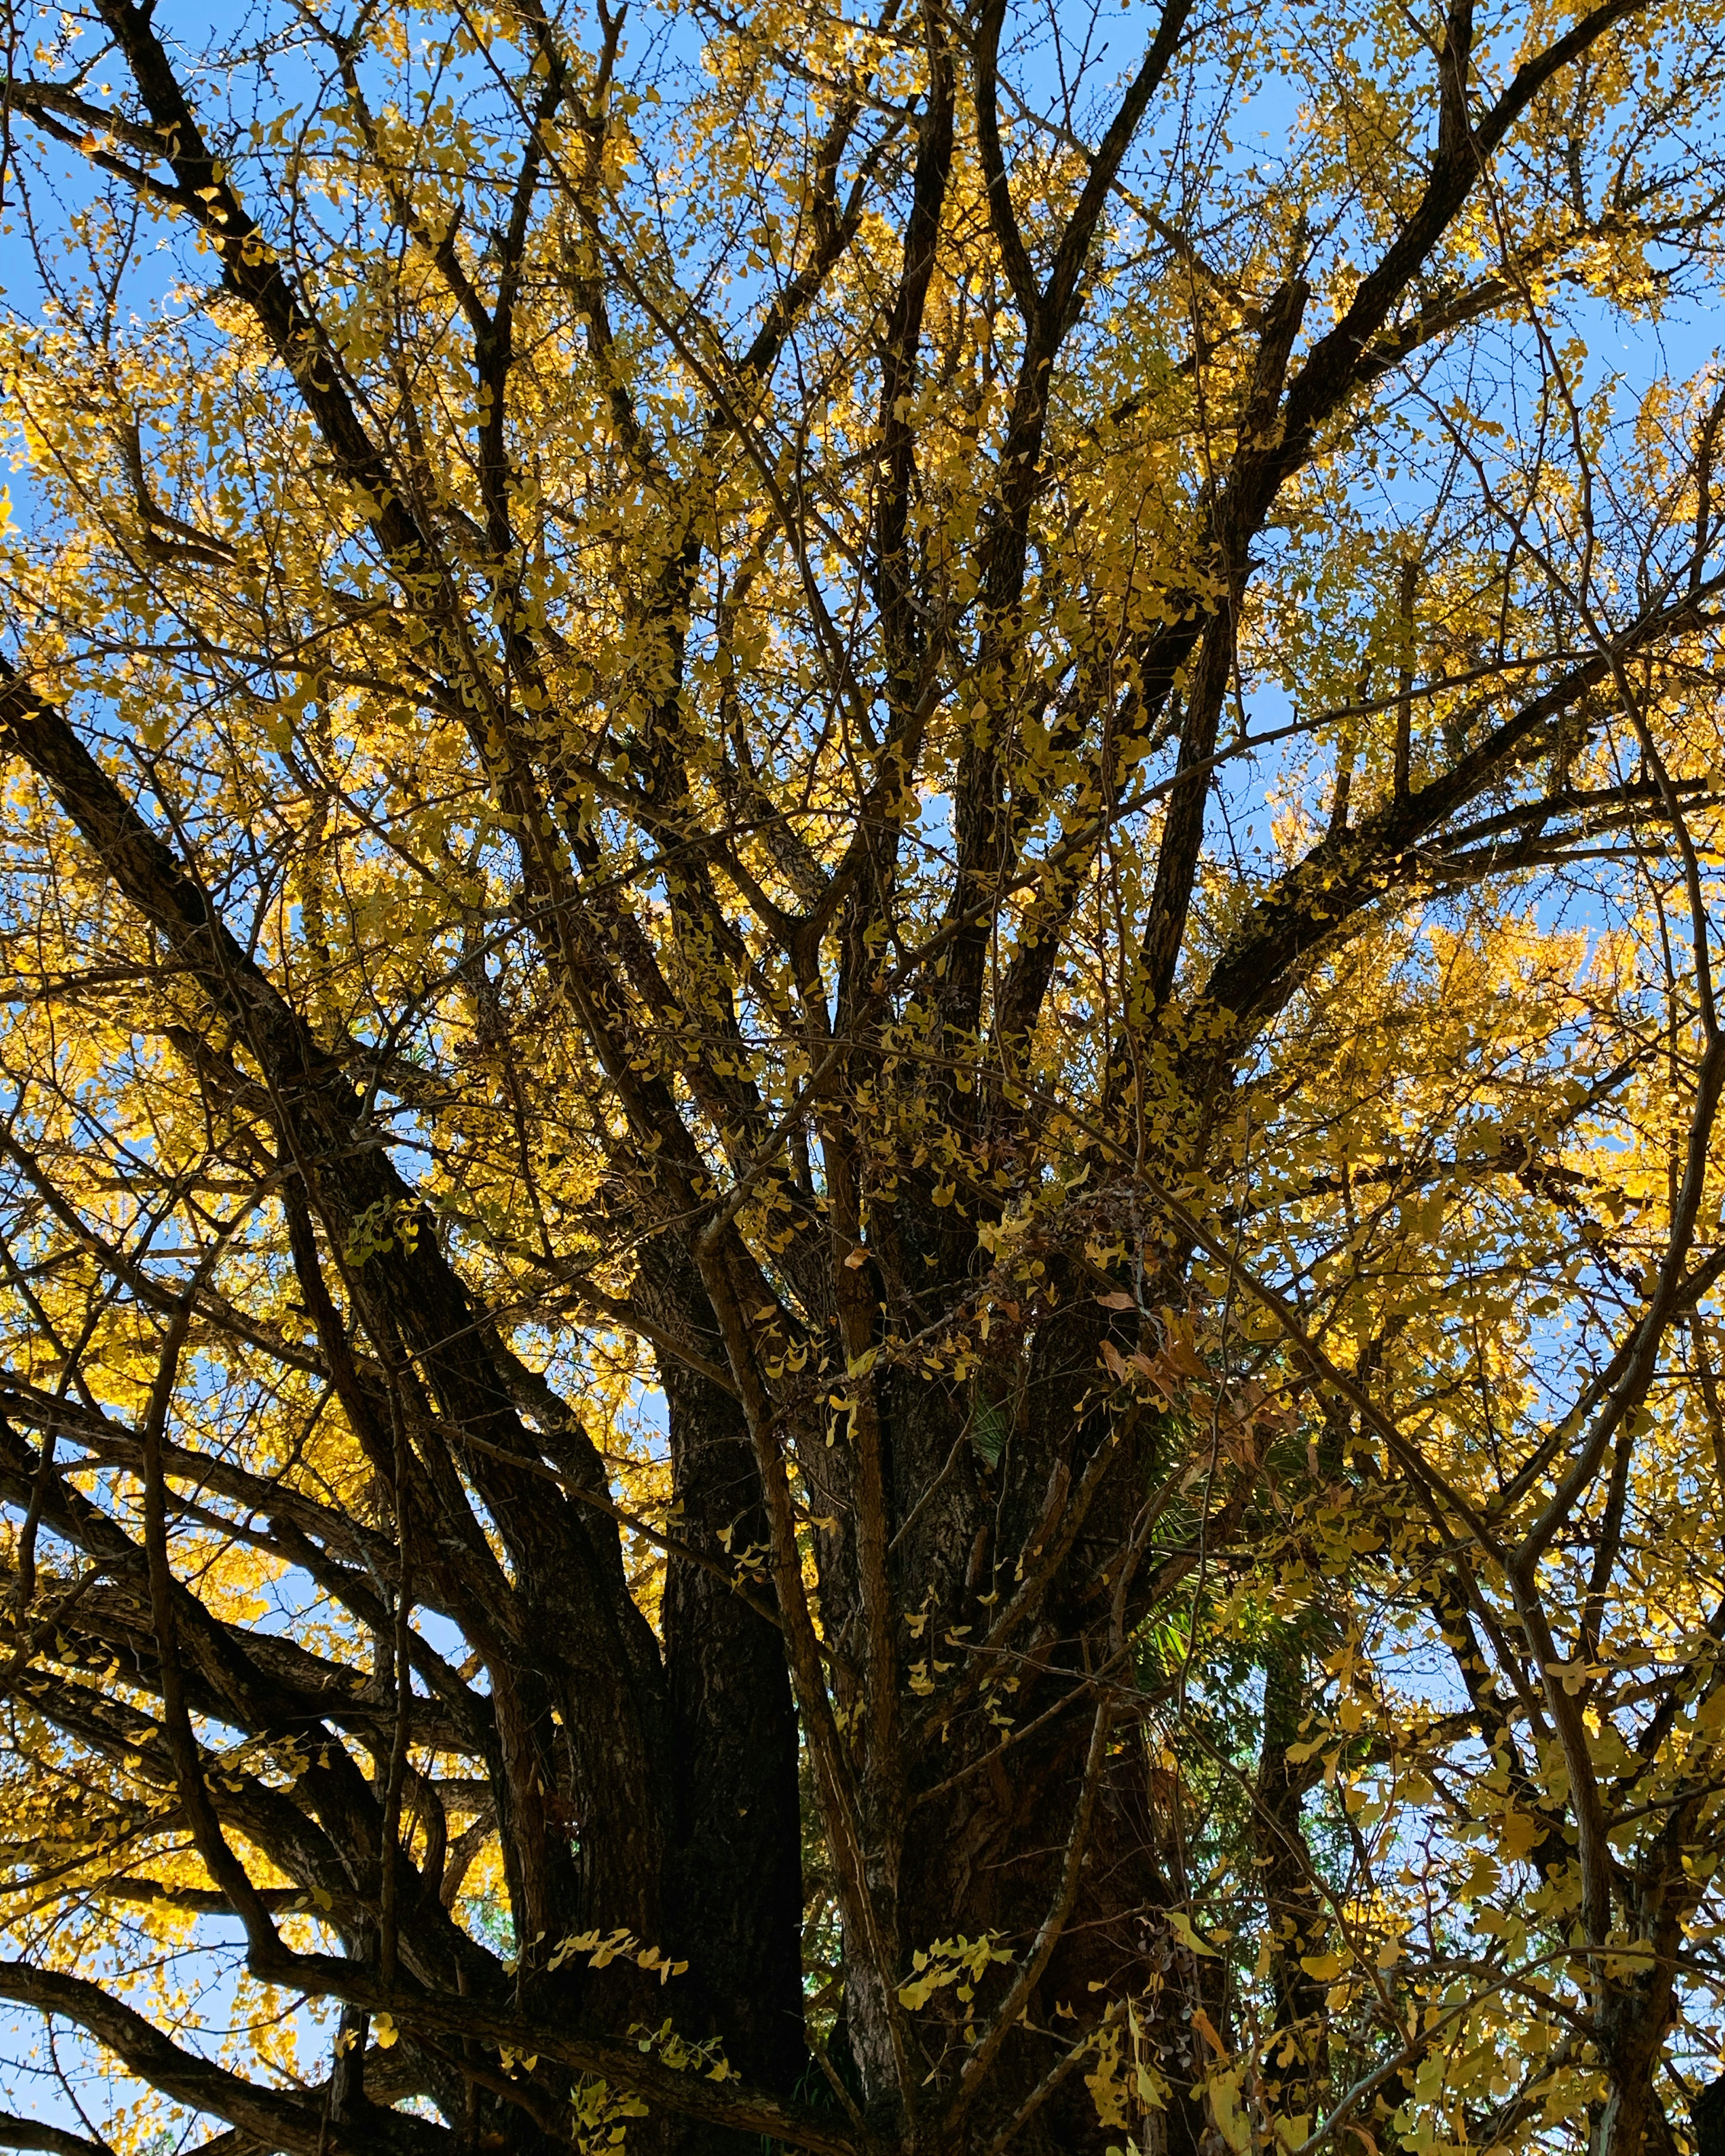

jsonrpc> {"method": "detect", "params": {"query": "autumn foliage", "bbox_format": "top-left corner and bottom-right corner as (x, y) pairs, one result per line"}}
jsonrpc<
(1, 0), (1725, 2152)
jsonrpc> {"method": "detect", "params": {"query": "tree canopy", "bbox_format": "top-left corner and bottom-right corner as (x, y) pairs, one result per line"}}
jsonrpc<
(1, 0), (1725, 2151)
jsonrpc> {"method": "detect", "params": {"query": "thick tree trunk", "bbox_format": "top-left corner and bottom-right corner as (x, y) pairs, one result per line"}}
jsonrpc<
(661, 1363), (807, 2097)
(646, 1247), (808, 2124)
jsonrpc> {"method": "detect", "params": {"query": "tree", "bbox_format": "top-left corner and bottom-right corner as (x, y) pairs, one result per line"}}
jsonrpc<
(1, 0), (1725, 2149)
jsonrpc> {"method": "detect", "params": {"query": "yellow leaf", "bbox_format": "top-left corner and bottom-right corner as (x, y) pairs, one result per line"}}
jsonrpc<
(1501, 1808), (1546, 1862)
(1207, 2066), (1252, 2156)
(1168, 1910), (1219, 1958)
